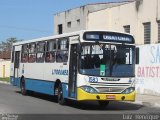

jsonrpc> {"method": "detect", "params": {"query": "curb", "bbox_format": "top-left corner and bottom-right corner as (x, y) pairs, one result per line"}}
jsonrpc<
(129, 100), (160, 108)
(0, 81), (10, 85)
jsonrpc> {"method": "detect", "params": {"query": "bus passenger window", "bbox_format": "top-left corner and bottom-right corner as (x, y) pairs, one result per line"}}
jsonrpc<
(56, 38), (69, 63)
(28, 43), (36, 63)
(29, 43), (36, 53)
(56, 51), (69, 63)
(37, 53), (44, 62)
(45, 52), (55, 62)
(21, 44), (28, 63)
(63, 51), (68, 62)
(28, 54), (36, 62)
(21, 54), (28, 63)
(57, 38), (69, 50)
(45, 40), (56, 63)
(56, 51), (63, 62)
(45, 52), (50, 62)
(36, 42), (45, 63)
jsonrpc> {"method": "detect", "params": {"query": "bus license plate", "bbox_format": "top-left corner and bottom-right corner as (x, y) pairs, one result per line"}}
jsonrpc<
(106, 95), (115, 100)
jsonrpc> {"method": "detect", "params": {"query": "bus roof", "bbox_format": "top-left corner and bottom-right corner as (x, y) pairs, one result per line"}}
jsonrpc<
(13, 30), (134, 46)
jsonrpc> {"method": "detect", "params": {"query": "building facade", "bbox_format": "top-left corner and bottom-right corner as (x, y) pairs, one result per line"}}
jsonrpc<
(88, 0), (160, 45)
(54, 1), (131, 35)
(0, 59), (11, 78)
(54, 0), (160, 45)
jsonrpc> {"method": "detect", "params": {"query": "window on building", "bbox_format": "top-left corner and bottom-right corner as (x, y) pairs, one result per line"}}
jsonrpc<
(123, 25), (130, 33)
(158, 21), (160, 43)
(67, 22), (71, 28)
(77, 19), (80, 25)
(28, 43), (36, 63)
(45, 40), (56, 63)
(36, 42), (45, 63)
(56, 38), (69, 63)
(143, 22), (151, 44)
(58, 24), (63, 34)
(21, 44), (28, 63)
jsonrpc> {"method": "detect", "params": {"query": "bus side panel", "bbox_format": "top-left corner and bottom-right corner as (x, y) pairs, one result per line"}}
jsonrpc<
(25, 79), (69, 98)
(10, 76), (69, 98)
(25, 79), (55, 95)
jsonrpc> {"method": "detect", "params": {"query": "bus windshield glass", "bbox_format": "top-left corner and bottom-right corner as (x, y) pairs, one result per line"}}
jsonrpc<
(79, 43), (135, 77)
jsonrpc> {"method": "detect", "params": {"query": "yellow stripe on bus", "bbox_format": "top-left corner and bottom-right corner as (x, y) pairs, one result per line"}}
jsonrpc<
(77, 88), (136, 101)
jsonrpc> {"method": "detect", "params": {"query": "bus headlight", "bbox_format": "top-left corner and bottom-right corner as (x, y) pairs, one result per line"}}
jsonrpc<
(122, 87), (135, 94)
(80, 86), (98, 93)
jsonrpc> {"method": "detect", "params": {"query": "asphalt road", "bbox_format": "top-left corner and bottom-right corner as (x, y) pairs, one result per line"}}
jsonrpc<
(0, 83), (160, 120)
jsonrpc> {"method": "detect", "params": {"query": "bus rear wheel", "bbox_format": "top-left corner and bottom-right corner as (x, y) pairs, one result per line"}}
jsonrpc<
(20, 78), (27, 95)
(57, 84), (66, 105)
(98, 101), (109, 108)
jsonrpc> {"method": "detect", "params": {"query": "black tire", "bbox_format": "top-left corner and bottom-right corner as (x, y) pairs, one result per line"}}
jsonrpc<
(98, 101), (109, 108)
(20, 78), (27, 95)
(57, 84), (66, 105)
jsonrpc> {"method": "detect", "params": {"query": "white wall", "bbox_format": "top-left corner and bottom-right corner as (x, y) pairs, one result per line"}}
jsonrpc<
(0, 60), (11, 78)
(136, 44), (160, 96)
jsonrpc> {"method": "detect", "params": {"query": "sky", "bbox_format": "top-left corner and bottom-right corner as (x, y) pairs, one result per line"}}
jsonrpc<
(0, 0), (121, 42)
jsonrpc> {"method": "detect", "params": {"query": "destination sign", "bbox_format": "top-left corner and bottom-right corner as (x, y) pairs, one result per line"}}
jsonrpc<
(103, 34), (132, 42)
(83, 31), (134, 44)
(86, 34), (100, 40)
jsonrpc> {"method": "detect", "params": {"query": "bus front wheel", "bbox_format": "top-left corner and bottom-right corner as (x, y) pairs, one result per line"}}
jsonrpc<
(98, 101), (109, 108)
(58, 84), (66, 105)
(20, 78), (27, 95)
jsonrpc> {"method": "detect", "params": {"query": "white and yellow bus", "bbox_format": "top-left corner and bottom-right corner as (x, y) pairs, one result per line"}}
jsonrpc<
(10, 30), (136, 106)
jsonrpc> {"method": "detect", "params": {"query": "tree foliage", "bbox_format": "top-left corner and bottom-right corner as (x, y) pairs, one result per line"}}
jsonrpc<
(0, 37), (22, 52)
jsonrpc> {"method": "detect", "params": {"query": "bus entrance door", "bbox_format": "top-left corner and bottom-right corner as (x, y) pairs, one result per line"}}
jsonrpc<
(13, 51), (20, 85)
(69, 44), (78, 98)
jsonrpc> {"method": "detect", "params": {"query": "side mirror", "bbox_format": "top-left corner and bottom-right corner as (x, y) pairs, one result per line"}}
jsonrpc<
(136, 47), (139, 64)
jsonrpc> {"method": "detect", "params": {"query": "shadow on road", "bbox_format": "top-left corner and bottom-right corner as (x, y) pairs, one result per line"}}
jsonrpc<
(67, 100), (143, 111)
(16, 90), (143, 111)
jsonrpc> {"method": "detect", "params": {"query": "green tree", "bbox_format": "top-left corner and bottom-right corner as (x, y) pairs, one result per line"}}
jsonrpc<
(0, 37), (22, 52)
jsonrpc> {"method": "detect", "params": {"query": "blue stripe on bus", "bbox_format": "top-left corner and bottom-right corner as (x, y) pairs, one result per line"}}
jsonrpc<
(10, 76), (69, 98)
(25, 78), (55, 95)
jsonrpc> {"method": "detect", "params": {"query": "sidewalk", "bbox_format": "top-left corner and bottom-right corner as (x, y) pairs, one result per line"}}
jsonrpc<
(0, 80), (10, 84)
(133, 94), (160, 108)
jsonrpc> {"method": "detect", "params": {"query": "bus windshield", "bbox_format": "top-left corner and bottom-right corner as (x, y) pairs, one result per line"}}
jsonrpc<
(79, 43), (135, 77)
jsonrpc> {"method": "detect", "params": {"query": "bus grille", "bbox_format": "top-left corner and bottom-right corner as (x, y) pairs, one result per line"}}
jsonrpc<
(90, 82), (131, 93)
(95, 87), (126, 93)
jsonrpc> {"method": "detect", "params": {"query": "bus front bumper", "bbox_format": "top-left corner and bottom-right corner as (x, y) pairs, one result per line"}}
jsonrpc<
(77, 88), (136, 101)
